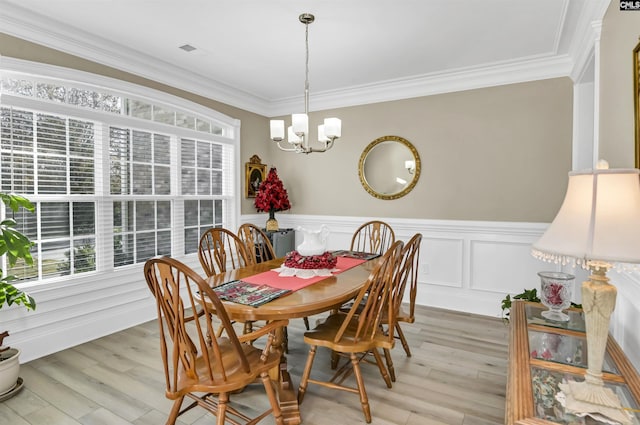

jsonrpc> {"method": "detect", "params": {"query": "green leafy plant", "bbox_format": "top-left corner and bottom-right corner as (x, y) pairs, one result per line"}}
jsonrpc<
(0, 193), (36, 312)
(501, 287), (582, 322)
(501, 288), (540, 321)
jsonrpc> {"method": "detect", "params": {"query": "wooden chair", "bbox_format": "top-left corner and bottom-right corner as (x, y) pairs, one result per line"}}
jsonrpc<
(297, 241), (404, 423)
(198, 227), (251, 277)
(199, 227), (254, 335)
(237, 223), (310, 338)
(382, 232), (422, 382)
(143, 256), (287, 425)
(237, 223), (275, 265)
(350, 220), (395, 256)
(337, 235), (421, 384)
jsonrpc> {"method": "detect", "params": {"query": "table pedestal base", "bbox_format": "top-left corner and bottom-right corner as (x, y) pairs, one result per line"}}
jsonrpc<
(279, 368), (301, 425)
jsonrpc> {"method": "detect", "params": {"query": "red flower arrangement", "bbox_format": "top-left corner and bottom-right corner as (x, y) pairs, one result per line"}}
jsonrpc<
(254, 167), (291, 213)
(284, 251), (337, 269)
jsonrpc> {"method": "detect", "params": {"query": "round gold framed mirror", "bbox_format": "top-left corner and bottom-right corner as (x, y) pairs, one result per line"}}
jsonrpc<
(358, 135), (421, 200)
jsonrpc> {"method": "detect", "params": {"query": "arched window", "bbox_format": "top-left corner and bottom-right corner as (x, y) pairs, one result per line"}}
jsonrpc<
(1, 58), (239, 283)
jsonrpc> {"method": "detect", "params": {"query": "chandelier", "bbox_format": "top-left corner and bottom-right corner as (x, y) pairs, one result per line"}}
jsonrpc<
(269, 13), (342, 154)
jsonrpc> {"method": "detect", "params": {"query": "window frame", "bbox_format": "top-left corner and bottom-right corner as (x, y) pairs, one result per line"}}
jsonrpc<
(1, 57), (241, 289)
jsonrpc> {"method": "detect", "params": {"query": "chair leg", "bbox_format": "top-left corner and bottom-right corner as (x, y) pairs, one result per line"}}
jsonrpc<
(372, 348), (393, 387)
(215, 323), (225, 338)
(282, 326), (289, 354)
(165, 396), (184, 425)
(303, 316), (310, 330)
(330, 350), (339, 369)
(350, 352), (372, 423)
(216, 393), (229, 425)
(395, 322), (411, 357)
(297, 345), (317, 404)
(261, 371), (284, 425)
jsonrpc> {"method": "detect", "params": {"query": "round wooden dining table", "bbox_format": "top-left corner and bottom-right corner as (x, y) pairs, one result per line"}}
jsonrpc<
(206, 257), (376, 425)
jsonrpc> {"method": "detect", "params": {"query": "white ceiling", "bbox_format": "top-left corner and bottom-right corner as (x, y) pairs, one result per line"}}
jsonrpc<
(0, 0), (608, 117)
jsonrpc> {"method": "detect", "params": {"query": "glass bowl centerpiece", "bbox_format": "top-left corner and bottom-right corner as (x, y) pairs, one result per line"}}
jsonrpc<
(538, 271), (575, 322)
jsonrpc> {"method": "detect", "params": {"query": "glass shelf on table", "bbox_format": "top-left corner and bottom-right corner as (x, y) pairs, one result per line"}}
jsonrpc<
(528, 330), (619, 374)
(526, 303), (585, 332)
(531, 366), (640, 424)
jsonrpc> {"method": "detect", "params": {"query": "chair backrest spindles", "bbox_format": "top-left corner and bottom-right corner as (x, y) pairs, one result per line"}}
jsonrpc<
(350, 220), (395, 256)
(336, 240), (404, 345)
(238, 223), (276, 264)
(144, 256), (251, 395)
(393, 233), (422, 319)
(198, 227), (251, 277)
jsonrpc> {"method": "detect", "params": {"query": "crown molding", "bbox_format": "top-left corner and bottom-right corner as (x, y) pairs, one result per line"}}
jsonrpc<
(1, 1), (604, 118)
(269, 55), (574, 116)
(567, 0), (609, 83)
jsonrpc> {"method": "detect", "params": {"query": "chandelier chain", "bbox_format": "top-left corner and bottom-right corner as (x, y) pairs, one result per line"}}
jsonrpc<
(304, 20), (310, 116)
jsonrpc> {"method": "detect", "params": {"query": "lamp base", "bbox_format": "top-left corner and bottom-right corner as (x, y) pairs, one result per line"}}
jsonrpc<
(559, 379), (632, 424)
(559, 264), (632, 424)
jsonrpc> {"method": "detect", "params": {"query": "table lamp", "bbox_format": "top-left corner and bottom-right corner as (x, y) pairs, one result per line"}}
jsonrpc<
(531, 161), (640, 424)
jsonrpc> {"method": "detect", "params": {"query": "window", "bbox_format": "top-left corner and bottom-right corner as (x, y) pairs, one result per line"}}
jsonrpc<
(1, 61), (239, 285)
(1, 107), (98, 281)
(181, 138), (226, 254)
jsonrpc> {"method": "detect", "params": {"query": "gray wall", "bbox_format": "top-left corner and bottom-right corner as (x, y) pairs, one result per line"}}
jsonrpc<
(267, 79), (573, 223)
(599, 3), (640, 167)
(1, 32), (573, 223)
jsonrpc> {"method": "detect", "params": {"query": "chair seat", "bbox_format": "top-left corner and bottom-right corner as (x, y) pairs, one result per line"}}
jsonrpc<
(341, 298), (413, 325)
(174, 337), (281, 396)
(396, 305), (415, 324)
(303, 312), (393, 353)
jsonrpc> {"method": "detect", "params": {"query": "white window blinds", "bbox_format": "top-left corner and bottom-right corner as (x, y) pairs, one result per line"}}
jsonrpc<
(1, 63), (239, 285)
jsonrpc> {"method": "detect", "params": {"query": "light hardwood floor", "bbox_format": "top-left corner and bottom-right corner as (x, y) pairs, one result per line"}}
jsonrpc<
(0, 306), (509, 425)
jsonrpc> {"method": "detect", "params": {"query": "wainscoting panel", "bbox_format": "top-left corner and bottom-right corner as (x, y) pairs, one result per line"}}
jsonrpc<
(420, 237), (464, 288)
(609, 271), (640, 371)
(470, 240), (542, 293)
(12, 213), (638, 369)
(245, 214), (550, 319)
(4, 254), (205, 363)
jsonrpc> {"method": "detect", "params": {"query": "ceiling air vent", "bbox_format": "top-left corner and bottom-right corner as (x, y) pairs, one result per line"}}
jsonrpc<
(179, 44), (196, 52)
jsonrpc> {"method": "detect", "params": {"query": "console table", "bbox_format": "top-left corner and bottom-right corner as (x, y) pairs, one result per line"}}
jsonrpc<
(506, 301), (640, 424)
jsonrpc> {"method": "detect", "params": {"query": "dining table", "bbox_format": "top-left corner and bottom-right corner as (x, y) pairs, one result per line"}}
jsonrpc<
(206, 255), (377, 425)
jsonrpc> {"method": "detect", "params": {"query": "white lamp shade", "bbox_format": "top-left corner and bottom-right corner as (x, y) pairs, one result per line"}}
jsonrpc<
(532, 168), (640, 264)
(292, 113), (308, 137)
(287, 126), (302, 145)
(270, 120), (285, 141)
(317, 124), (329, 142)
(323, 118), (341, 138)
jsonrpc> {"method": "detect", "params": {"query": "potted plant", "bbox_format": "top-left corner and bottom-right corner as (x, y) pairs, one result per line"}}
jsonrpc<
(501, 287), (581, 322)
(254, 167), (291, 231)
(0, 193), (36, 397)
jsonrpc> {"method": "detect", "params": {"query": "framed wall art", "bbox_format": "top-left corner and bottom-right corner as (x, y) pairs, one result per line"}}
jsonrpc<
(245, 155), (267, 198)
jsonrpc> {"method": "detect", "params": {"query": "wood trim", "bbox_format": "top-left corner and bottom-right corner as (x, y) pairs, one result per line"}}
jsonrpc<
(506, 301), (640, 424)
(506, 300), (535, 424)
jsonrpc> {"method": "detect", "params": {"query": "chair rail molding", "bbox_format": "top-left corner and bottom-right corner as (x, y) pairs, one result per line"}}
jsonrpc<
(10, 212), (638, 368)
(242, 213), (550, 318)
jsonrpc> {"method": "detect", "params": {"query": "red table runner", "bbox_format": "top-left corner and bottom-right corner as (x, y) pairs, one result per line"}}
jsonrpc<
(242, 256), (366, 292)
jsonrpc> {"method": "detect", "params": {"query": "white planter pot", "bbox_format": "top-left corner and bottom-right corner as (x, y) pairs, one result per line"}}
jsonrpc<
(0, 348), (20, 395)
